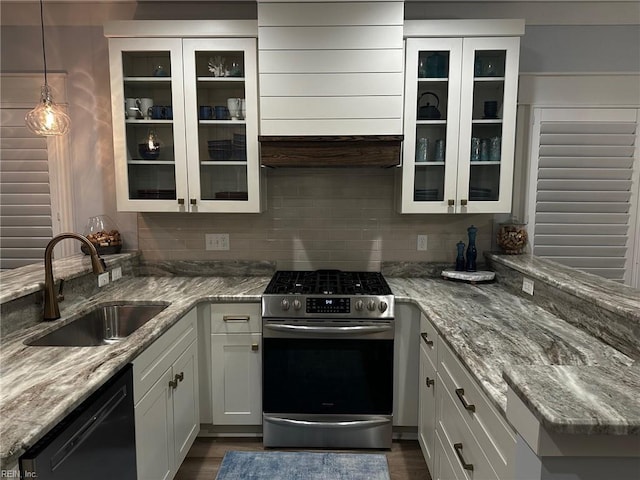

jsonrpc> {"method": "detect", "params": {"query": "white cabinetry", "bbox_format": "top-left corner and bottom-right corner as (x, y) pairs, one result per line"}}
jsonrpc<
(417, 312), (516, 480)
(105, 21), (262, 213)
(399, 20), (523, 214)
(418, 314), (438, 473)
(210, 303), (262, 425)
(393, 303), (419, 427)
(133, 307), (199, 480)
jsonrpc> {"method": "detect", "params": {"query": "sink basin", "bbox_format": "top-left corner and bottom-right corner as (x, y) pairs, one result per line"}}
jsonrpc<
(26, 303), (169, 347)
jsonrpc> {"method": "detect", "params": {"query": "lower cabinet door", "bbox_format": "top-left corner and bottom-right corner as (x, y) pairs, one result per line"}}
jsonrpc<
(435, 427), (466, 480)
(172, 340), (200, 468)
(211, 333), (262, 424)
(418, 344), (438, 474)
(135, 369), (175, 480)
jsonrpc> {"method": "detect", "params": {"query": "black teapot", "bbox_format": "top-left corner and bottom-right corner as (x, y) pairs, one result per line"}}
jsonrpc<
(417, 92), (441, 120)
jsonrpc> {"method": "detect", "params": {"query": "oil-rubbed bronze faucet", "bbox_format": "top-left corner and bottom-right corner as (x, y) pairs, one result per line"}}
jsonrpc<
(43, 233), (107, 320)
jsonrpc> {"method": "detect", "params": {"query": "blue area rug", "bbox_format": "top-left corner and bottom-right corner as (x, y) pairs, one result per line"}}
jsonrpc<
(215, 450), (391, 480)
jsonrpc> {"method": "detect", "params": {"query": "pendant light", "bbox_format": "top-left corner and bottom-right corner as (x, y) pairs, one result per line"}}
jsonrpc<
(25, 0), (70, 136)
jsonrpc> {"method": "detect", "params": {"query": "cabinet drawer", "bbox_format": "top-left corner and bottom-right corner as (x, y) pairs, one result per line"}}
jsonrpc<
(435, 427), (466, 480)
(133, 308), (197, 404)
(419, 313), (438, 369)
(211, 303), (261, 334)
(438, 376), (498, 480)
(438, 339), (516, 480)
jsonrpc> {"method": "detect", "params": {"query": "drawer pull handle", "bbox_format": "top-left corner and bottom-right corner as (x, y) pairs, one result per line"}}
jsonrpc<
(251, 343), (259, 351)
(223, 315), (251, 322)
(425, 377), (435, 387)
(420, 332), (434, 346)
(455, 388), (476, 412)
(453, 443), (474, 471)
(175, 372), (184, 383)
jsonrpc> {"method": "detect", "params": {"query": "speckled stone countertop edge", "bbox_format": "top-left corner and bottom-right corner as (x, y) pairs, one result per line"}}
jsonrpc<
(0, 252), (140, 304)
(502, 365), (640, 436)
(486, 252), (640, 322)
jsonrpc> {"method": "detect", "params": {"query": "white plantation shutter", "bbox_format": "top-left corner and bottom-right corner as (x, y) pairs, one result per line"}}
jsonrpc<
(0, 108), (54, 269)
(529, 108), (639, 283)
(0, 74), (73, 270)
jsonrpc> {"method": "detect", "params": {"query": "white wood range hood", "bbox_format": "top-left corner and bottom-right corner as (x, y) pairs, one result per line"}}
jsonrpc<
(257, 0), (405, 137)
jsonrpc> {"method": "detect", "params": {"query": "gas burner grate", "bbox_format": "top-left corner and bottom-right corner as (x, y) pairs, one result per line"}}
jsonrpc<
(265, 270), (392, 296)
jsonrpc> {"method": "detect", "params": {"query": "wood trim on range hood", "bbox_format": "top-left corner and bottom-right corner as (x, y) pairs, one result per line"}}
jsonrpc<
(259, 135), (404, 168)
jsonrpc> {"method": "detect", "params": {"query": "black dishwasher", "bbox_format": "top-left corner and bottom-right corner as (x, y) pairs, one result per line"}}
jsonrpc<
(20, 364), (136, 480)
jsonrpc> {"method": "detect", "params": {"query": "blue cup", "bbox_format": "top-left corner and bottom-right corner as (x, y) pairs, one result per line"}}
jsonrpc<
(150, 105), (170, 119)
(214, 105), (229, 120)
(199, 106), (213, 120)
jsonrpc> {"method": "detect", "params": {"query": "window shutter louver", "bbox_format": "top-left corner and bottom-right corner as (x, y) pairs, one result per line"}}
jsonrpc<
(531, 109), (638, 283)
(0, 107), (53, 270)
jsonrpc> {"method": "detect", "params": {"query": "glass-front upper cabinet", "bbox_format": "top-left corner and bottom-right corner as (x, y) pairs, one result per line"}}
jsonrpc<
(107, 31), (261, 213)
(400, 31), (520, 214)
(182, 38), (260, 213)
(109, 38), (187, 212)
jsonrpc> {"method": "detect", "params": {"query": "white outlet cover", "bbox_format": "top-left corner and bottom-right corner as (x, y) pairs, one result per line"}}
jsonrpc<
(98, 272), (110, 288)
(206, 233), (230, 251)
(111, 266), (122, 281)
(522, 277), (534, 295)
(417, 235), (428, 251)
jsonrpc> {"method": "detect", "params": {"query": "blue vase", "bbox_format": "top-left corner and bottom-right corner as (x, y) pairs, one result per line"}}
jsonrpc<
(466, 225), (478, 272)
(455, 241), (465, 271)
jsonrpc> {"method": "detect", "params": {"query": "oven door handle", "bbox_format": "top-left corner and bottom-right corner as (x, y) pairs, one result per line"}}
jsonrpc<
(263, 323), (393, 335)
(264, 415), (390, 429)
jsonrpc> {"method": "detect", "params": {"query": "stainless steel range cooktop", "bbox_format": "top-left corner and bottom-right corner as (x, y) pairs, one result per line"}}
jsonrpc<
(261, 269), (394, 319)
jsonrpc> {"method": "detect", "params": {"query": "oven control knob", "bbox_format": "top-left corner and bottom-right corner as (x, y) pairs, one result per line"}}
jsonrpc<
(378, 301), (388, 313)
(292, 299), (302, 311)
(355, 300), (364, 311)
(367, 300), (376, 311)
(281, 298), (291, 311)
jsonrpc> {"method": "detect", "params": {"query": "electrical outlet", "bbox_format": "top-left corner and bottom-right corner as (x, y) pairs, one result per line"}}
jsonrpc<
(111, 266), (122, 282)
(98, 272), (110, 288)
(417, 235), (428, 251)
(522, 277), (534, 296)
(206, 233), (230, 251)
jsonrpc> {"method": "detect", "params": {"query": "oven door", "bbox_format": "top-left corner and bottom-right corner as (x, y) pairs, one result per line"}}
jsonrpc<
(262, 319), (394, 448)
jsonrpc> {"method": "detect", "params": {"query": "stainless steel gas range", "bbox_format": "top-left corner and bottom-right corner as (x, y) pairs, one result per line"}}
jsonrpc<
(261, 269), (395, 449)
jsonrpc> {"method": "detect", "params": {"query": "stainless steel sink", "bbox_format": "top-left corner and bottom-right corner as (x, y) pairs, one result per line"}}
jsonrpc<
(26, 303), (169, 347)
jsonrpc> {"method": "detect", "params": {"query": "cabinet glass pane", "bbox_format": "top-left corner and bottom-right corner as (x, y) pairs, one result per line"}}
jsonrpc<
(194, 50), (248, 202)
(122, 51), (177, 201)
(469, 50), (506, 202)
(414, 50), (450, 202)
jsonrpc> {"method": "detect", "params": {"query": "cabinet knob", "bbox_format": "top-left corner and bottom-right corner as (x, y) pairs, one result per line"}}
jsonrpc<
(460, 199), (468, 206)
(175, 372), (184, 383)
(447, 199), (455, 206)
(251, 343), (259, 352)
(177, 198), (185, 205)
(425, 377), (435, 388)
(169, 379), (178, 389)
(190, 198), (197, 205)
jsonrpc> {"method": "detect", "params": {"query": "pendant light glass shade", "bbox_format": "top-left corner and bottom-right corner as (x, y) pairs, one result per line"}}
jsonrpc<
(25, 0), (70, 136)
(25, 84), (71, 136)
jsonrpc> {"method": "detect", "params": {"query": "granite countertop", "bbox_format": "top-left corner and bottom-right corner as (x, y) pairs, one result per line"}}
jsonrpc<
(0, 275), (270, 468)
(387, 277), (639, 436)
(1, 266), (639, 467)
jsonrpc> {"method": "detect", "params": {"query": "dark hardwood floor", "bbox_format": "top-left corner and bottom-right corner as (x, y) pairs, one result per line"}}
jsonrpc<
(176, 438), (432, 480)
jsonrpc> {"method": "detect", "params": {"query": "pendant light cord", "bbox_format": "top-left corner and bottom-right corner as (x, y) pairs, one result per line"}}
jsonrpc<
(39, 0), (48, 86)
